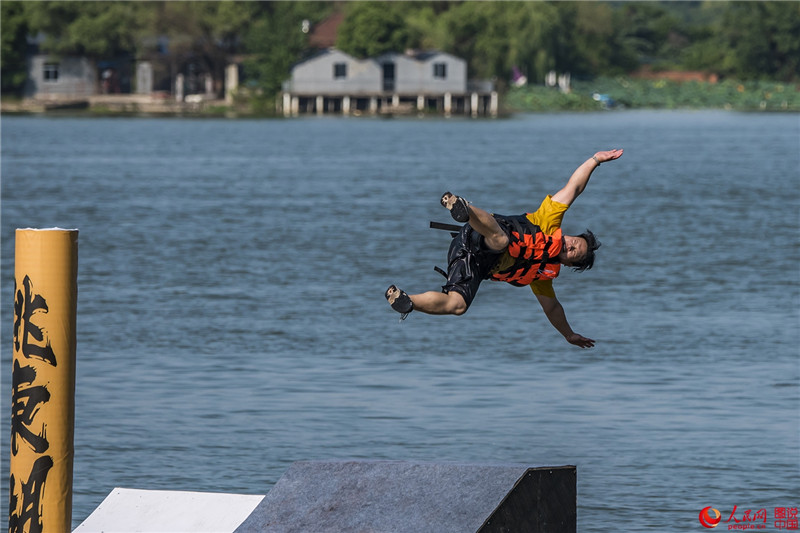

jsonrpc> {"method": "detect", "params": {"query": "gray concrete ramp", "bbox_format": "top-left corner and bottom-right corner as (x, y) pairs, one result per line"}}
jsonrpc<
(235, 460), (576, 533)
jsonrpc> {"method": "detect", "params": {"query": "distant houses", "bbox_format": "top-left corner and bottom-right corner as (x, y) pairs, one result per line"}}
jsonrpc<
(13, 5), (495, 116)
(281, 48), (497, 117)
(18, 45), (496, 117)
(22, 52), (217, 102)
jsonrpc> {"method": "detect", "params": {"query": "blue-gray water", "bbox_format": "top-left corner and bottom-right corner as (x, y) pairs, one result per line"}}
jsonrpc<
(1, 111), (798, 531)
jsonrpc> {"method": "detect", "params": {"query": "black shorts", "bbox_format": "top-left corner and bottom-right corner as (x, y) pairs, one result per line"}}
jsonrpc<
(441, 224), (503, 310)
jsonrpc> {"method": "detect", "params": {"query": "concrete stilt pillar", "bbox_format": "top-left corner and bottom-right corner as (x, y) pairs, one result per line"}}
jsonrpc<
(204, 73), (214, 97)
(471, 93), (479, 118)
(316, 95), (324, 115)
(343, 96), (351, 115)
(225, 64), (238, 104)
(136, 62), (153, 95)
(417, 95), (425, 111)
(175, 74), (184, 102)
(369, 97), (378, 114)
(490, 91), (498, 117)
(283, 93), (291, 117)
(444, 92), (452, 117)
(291, 96), (299, 116)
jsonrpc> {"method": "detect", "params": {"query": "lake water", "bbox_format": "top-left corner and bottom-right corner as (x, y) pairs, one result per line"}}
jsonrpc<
(1, 110), (798, 531)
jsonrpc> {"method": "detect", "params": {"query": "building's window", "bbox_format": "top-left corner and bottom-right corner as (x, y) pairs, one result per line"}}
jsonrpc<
(433, 63), (447, 79)
(333, 63), (347, 79)
(43, 62), (60, 82)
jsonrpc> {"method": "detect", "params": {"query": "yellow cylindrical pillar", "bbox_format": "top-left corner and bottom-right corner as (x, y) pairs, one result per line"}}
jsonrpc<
(10, 228), (78, 533)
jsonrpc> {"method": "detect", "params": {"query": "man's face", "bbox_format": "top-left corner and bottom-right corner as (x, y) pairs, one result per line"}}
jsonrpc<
(560, 235), (587, 266)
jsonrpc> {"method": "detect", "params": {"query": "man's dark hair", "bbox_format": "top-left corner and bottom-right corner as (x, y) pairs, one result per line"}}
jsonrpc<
(572, 229), (601, 272)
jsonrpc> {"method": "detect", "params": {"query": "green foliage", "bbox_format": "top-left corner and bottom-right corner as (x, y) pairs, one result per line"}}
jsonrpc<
(1, 0), (797, 99)
(140, 1), (259, 56)
(614, 2), (680, 63)
(1, 1), (30, 94)
(503, 86), (599, 112)
(336, 2), (412, 58)
(558, 2), (637, 77)
(505, 77), (800, 112)
(243, 2), (332, 100)
(718, 2), (800, 81)
(137, 1), (259, 88)
(681, 1), (800, 81)
(436, 2), (564, 83)
(24, 1), (144, 58)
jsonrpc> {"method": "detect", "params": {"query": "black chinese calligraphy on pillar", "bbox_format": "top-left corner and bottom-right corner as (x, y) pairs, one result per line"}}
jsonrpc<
(9, 229), (78, 533)
(11, 360), (51, 456)
(8, 457), (54, 533)
(14, 276), (57, 367)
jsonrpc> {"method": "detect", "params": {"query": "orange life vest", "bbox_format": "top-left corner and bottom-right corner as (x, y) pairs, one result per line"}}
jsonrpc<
(490, 215), (563, 286)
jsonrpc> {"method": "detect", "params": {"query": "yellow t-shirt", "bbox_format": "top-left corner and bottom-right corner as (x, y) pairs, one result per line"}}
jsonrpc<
(491, 195), (568, 298)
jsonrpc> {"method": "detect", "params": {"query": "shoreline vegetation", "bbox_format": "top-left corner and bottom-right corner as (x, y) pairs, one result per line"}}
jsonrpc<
(2, 77), (798, 118)
(4, 2), (797, 118)
(506, 77), (800, 113)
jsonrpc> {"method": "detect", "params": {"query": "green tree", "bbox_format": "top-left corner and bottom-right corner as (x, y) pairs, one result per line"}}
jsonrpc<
(719, 1), (800, 81)
(336, 2), (413, 58)
(23, 1), (144, 59)
(436, 3), (546, 83)
(516, 3), (569, 82)
(679, 2), (728, 75)
(438, 3), (509, 81)
(243, 2), (332, 99)
(614, 2), (680, 65)
(1, 1), (30, 94)
(683, 1), (799, 81)
(135, 2), (259, 93)
(553, 2), (638, 78)
(402, 2), (451, 51)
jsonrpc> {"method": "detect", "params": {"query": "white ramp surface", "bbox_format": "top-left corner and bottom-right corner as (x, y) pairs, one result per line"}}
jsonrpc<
(73, 488), (265, 533)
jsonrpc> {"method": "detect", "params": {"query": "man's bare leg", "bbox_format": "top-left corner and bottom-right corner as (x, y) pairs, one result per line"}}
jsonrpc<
(386, 286), (468, 316)
(409, 290), (467, 315)
(387, 193), (506, 319)
(441, 192), (509, 251)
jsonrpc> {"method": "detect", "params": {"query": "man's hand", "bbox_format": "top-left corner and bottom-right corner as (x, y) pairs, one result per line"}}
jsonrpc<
(536, 293), (596, 348)
(593, 148), (624, 164)
(553, 148), (624, 206)
(566, 333), (595, 348)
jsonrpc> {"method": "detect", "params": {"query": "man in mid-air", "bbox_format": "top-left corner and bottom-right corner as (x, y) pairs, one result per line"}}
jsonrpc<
(386, 149), (624, 348)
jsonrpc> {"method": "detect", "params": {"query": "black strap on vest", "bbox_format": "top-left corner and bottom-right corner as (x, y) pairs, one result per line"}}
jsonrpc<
(430, 221), (462, 239)
(429, 221), (462, 232)
(430, 221), (463, 278)
(537, 235), (554, 274)
(430, 221), (461, 242)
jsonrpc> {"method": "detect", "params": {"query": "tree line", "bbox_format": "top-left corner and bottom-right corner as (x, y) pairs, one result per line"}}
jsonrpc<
(2, 1), (798, 97)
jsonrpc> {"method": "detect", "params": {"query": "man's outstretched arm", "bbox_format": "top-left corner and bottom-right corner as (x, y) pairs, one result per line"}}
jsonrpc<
(536, 293), (596, 348)
(551, 149), (623, 207)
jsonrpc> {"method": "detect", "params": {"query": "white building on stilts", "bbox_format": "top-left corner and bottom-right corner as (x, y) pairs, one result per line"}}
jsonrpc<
(281, 48), (497, 117)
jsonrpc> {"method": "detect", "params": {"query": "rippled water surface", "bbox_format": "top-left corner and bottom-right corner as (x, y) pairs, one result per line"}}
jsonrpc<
(2, 111), (798, 531)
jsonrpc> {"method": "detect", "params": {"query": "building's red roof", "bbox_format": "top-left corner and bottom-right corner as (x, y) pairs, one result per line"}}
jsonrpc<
(309, 12), (345, 49)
